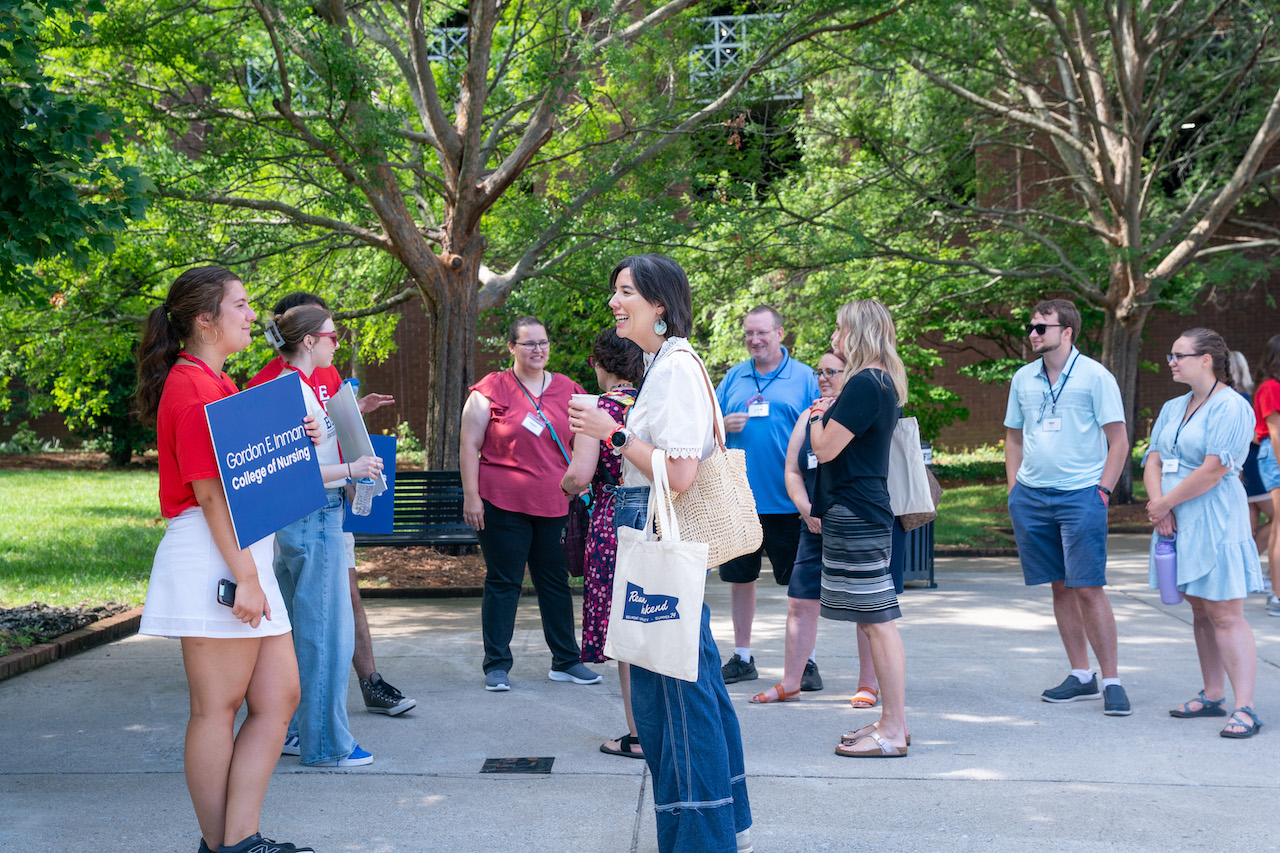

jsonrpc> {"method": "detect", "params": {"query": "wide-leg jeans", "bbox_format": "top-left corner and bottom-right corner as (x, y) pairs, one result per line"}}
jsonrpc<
(274, 488), (356, 765)
(614, 486), (752, 853)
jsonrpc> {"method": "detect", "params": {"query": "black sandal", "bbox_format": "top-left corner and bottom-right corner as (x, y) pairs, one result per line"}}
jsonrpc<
(599, 732), (645, 758)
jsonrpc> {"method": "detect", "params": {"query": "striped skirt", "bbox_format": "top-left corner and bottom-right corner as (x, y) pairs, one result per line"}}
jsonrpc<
(819, 504), (901, 624)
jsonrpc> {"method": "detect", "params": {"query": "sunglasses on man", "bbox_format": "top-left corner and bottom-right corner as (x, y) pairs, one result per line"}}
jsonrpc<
(1026, 323), (1064, 336)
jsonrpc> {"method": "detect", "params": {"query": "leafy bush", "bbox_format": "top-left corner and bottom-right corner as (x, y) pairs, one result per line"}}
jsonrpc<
(0, 423), (62, 454)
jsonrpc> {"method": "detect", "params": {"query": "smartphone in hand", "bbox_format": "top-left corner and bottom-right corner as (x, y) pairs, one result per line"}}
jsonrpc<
(216, 578), (237, 607)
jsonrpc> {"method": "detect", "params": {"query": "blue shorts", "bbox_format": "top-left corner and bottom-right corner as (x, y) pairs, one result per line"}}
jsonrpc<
(1007, 482), (1108, 588)
(787, 527), (823, 600)
(1258, 440), (1280, 493)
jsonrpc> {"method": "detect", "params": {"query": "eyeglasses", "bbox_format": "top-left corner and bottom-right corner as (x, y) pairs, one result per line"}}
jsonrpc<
(515, 340), (551, 351)
(587, 355), (597, 368)
(743, 330), (778, 341)
(312, 331), (339, 344)
(1026, 323), (1064, 336)
(1167, 352), (1204, 364)
(814, 368), (841, 379)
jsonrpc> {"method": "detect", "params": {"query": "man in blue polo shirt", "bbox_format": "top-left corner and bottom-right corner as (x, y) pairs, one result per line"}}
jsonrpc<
(716, 306), (821, 685)
(1005, 298), (1132, 716)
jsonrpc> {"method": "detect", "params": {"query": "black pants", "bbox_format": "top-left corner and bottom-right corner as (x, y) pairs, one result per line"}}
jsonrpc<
(477, 500), (581, 674)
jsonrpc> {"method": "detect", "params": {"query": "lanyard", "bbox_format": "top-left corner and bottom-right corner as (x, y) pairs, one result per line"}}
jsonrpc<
(750, 353), (789, 398)
(1038, 350), (1081, 422)
(1173, 381), (1218, 455)
(512, 371), (571, 466)
(177, 351), (234, 397)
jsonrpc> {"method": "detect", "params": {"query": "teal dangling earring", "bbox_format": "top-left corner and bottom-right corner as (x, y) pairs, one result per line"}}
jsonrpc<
(653, 316), (668, 336)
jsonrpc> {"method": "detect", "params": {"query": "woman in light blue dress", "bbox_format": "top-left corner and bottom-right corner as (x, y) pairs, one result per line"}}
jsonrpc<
(1143, 328), (1264, 738)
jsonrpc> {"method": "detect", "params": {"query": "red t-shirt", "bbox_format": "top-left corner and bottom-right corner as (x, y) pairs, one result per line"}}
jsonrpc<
(156, 364), (238, 518)
(472, 370), (585, 517)
(1254, 378), (1280, 444)
(248, 356), (342, 410)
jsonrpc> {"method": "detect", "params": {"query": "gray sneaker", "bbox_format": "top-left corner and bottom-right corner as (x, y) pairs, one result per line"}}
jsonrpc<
(548, 663), (602, 684)
(1267, 595), (1280, 616)
(484, 670), (510, 691)
(1041, 673), (1100, 702)
(721, 653), (758, 684)
(800, 659), (824, 691)
(361, 672), (417, 716)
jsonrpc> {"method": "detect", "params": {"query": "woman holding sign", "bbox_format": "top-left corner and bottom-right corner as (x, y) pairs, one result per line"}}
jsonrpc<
(266, 304), (383, 767)
(460, 316), (599, 692)
(569, 255), (753, 853)
(135, 267), (312, 853)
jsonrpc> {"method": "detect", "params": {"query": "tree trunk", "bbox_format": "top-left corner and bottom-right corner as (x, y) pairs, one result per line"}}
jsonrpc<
(416, 250), (481, 470)
(1097, 273), (1151, 504)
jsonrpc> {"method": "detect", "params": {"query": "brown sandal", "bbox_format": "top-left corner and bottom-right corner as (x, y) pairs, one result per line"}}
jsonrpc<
(749, 683), (801, 704)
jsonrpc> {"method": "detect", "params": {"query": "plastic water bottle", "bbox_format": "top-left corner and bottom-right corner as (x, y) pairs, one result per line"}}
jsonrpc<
(1154, 536), (1183, 605)
(352, 477), (375, 516)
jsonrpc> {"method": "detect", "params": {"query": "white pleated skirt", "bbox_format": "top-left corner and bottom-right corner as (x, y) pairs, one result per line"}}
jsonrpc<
(139, 506), (291, 639)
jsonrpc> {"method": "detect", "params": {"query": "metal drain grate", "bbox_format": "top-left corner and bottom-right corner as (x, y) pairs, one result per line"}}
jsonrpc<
(480, 756), (555, 774)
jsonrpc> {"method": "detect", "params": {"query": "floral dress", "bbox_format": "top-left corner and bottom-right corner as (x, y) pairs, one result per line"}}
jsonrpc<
(580, 387), (637, 663)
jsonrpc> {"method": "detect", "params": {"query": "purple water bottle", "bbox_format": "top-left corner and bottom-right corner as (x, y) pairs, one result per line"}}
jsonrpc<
(1155, 535), (1183, 605)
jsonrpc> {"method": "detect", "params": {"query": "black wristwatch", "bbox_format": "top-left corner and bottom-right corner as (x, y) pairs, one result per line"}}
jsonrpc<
(608, 427), (633, 456)
(1098, 485), (1112, 496)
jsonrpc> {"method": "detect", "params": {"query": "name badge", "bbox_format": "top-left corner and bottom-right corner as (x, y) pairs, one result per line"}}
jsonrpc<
(807, 451), (818, 469)
(748, 401), (770, 418)
(522, 412), (546, 436)
(1162, 457), (1179, 474)
(1042, 417), (1062, 432)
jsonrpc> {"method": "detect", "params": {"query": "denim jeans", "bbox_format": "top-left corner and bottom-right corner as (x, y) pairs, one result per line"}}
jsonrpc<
(614, 486), (752, 853)
(274, 488), (355, 765)
(476, 500), (581, 674)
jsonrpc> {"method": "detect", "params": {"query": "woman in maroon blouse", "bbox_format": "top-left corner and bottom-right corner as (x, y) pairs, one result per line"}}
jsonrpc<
(460, 315), (599, 692)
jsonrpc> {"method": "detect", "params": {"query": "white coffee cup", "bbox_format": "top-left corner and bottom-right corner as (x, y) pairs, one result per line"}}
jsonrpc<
(570, 393), (599, 409)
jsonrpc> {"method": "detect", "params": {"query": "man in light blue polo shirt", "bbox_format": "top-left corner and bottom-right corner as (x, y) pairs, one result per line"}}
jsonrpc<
(715, 306), (821, 686)
(1005, 299), (1132, 716)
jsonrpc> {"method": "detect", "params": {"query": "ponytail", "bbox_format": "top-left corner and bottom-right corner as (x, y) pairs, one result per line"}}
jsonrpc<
(133, 266), (241, 424)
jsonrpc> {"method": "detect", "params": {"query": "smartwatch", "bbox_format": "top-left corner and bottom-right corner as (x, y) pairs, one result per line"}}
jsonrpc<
(608, 427), (633, 456)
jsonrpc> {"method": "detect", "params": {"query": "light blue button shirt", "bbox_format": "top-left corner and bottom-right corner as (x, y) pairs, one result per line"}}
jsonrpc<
(1004, 348), (1126, 490)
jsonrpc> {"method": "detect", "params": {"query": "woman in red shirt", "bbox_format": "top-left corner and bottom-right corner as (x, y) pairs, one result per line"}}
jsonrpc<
(135, 266), (310, 853)
(1253, 334), (1280, 613)
(460, 315), (599, 692)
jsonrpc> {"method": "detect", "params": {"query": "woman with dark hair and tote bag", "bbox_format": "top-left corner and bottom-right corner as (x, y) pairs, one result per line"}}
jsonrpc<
(570, 254), (754, 853)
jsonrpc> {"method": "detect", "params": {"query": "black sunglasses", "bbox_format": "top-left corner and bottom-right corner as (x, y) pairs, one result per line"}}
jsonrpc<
(1026, 323), (1064, 336)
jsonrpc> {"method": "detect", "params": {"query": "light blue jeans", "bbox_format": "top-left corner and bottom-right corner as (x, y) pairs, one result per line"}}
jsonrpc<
(614, 486), (751, 853)
(274, 488), (355, 765)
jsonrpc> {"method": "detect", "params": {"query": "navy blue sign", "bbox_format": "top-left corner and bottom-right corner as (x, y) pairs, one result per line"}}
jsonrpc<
(343, 434), (396, 535)
(205, 374), (327, 549)
(622, 582), (681, 623)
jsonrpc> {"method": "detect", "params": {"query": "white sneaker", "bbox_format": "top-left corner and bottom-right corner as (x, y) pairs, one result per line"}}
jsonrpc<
(1267, 595), (1280, 617)
(280, 734), (301, 756)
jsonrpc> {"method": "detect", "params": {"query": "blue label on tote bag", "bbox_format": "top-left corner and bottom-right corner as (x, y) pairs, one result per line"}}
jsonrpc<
(622, 582), (680, 623)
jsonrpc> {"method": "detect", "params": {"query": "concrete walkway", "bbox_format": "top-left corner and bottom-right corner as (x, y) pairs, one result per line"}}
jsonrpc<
(4, 534), (1279, 852)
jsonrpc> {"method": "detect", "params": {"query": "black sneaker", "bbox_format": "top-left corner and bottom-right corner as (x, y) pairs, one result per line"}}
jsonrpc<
(217, 833), (314, 853)
(1103, 684), (1132, 716)
(800, 659), (824, 691)
(1041, 674), (1100, 703)
(361, 672), (417, 716)
(721, 653), (758, 684)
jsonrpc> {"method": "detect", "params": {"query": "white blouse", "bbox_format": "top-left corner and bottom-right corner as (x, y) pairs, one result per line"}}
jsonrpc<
(621, 337), (723, 488)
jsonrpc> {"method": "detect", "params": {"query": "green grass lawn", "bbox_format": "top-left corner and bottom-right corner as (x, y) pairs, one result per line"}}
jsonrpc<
(932, 483), (1014, 549)
(0, 470), (163, 609)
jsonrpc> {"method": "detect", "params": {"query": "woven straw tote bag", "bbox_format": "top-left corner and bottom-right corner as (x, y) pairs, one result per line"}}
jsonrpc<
(653, 349), (763, 568)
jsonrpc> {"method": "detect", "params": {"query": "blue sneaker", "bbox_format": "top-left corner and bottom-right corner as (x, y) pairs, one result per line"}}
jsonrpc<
(217, 834), (314, 852)
(1103, 684), (1132, 716)
(307, 744), (373, 768)
(280, 734), (301, 756)
(1041, 674), (1100, 703)
(548, 663), (601, 685)
(484, 670), (510, 691)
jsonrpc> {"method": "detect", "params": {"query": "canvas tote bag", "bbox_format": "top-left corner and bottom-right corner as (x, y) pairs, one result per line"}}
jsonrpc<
(652, 348), (763, 568)
(603, 448), (709, 682)
(887, 416), (939, 531)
